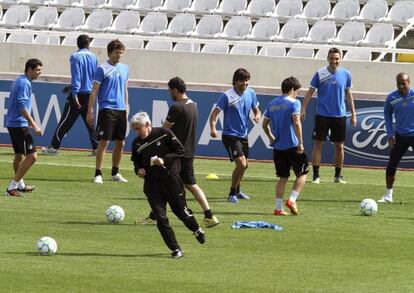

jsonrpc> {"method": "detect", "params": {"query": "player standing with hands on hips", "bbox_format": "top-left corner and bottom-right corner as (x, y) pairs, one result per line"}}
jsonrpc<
(262, 77), (309, 216)
(5, 59), (43, 197)
(301, 47), (356, 184)
(209, 68), (261, 203)
(130, 111), (205, 259)
(378, 73), (414, 203)
(87, 39), (129, 184)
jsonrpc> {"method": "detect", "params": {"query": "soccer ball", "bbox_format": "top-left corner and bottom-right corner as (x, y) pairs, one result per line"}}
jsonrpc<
(360, 198), (378, 216)
(106, 205), (125, 223)
(37, 236), (58, 256)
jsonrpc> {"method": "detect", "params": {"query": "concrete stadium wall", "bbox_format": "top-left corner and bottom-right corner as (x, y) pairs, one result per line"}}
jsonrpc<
(0, 43), (413, 96)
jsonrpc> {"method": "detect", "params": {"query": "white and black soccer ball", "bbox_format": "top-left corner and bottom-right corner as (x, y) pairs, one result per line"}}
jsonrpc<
(106, 205), (125, 223)
(37, 236), (58, 256)
(360, 198), (378, 216)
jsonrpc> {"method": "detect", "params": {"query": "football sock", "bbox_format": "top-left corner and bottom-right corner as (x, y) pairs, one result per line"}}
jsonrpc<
(204, 209), (213, 219)
(385, 188), (393, 197)
(95, 169), (102, 177)
(335, 167), (342, 178)
(229, 187), (237, 196)
(236, 185), (240, 194)
(18, 179), (25, 189)
(8, 180), (18, 190)
(289, 190), (299, 202)
(111, 167), (119, 176)
(275, 198), (283, 210)
(313, 166), (320, 178)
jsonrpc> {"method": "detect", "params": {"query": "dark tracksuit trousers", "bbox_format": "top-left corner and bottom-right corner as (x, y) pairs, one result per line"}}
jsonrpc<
(50, 92), (97, 150)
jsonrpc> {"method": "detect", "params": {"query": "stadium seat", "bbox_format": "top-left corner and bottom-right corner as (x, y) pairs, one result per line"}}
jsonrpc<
(46, 0), (80, 7)
(0, 5), (30, 28)
(325, 0), (360, 22)
(118, 37), (144, 49)
(173, 42), (200, 52)
(275, 18), (309, 43)
(73, 0), (106, 9)
(189, 14), (222, 38)
(0, 32), (6, 42)
(354, 0), (388, 23)
(161, 13), (195, 36)
(24, 6), (58, 30)
(131, 0), (163, 12)
(49, 7), (85, 31)
(272, 0), (302, 21)
(359, 23), (394, 47)
(102, 0), (135, 10)
(245, 17), (279, 41)
(201, 42), (229, 54)
(213, 0), (247, 16)
(0, 6), (2, 21)
(314, 47), (330, 59)
(158, 0), (191, 13)
(258, 46), (286, 57)
(0, 0), (18, 5)
(217, 16), (251, 39)
(381, 0), (414, 26)
(134, 11), (167, 35)
(330, 21), (366, 45)
(145, 40), (173, 50)
(20, 0), (48, 4)
(34, 34), (60, 45)
(230, 44), (257, 55)
(107, 10), (140, 34)
(343, 49), (372, 61)
(90, 37), (111, 47)
(61, 35), (77, 46)
(301, 20), (336, 44)
(242, 0), (275, 18)
(78, 8), (113, 32)
(287, 48), (314, 58)
(7, 32), (34, 43)
(299, 0), (330, 21)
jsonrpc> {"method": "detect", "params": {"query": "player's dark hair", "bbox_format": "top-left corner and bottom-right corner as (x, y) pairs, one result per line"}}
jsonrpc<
(281, 76), (301, 94)
(328, 47), (342, 58)
(107, 39), (125, 55)
(232, 68), (250, 86)
(77, 34), (91, 49)
(168, 77), (187, 93)
(24, 58), (42, 73)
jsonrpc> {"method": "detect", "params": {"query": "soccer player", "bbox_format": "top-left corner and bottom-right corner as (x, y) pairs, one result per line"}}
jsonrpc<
(5, 59), (43, 197)
(262, 77), (309, 216)
(42, 35), (98, 156)
(209, 68), (261, 203)
(378, 73), (414, 203)
(130, 111), (205, 259)
(140, 77), (219, 228)
(86, 39), (128, 184)
(301, 47), (356, 184)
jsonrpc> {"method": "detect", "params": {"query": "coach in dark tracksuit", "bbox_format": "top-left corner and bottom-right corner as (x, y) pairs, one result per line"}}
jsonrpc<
(130, 111), (205, 259)
(42, 34), (98, 155)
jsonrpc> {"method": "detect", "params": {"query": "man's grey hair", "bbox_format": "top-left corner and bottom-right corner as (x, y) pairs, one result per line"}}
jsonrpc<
(130, 111), (151, 126)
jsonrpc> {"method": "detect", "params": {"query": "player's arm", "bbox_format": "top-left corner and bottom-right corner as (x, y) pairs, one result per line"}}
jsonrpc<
(86, 82), (100, 125)
(301, 87), (315, 120)
(346, 88), (357, 127)
(124, 80), (129, 115)
(262, 117), (275, 145)
(162, 120), (173, 129)
(209, 107), (221, 138)
(70, 55), (81, 109)
(292, 113), (304, 154)
(165, 130), (185, 161)
(17, 85), (42, 135)
(21, 109), (42, 136)
(383, 97), (395, 148)
(131, 140), (145, 177)
(252, 107), (261, 123)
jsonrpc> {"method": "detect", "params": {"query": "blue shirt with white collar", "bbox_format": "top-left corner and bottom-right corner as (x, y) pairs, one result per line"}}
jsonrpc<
(384, 88), (414, 137)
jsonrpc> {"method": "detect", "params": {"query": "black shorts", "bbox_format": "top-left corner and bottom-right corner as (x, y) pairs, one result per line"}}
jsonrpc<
(312, 115), (346, 142)
(7, 127), (36, 155)
(96, 109), (127, 141)
(386, 133), (414, 176)
(222, 134), (249, 161)
(180, 157), (196, 185)
(273, 148), (309, 178)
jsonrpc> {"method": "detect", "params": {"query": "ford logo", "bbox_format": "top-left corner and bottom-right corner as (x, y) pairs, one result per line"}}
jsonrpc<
(344, 107), (414, 163)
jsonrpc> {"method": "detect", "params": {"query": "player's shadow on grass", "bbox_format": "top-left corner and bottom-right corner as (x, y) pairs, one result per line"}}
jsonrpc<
(17, 177), (95, 183)
(63, 221), (136, 226)
(8, 252), (166, 258)
(300, 198), (360, 203)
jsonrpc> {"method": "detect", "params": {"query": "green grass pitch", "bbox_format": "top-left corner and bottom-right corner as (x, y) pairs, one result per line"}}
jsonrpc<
(0, 147), (413, 292)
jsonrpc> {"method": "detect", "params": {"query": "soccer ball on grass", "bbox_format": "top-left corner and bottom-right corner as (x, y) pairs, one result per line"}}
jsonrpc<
(106, 205), (125, 223)
(360, 198), (378, 216)
(37, 236), (58, 256)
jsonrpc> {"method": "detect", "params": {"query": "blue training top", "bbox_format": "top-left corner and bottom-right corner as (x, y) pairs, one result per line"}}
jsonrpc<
(6, 75), (32, 128)
(310, 66), (352, 117)
(384, 88), (414, 137)
(215, 87), (259, 138)
(70, 48), (98, 96)
(263, 95), (301, 150)
(93, 61), (129, 110)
